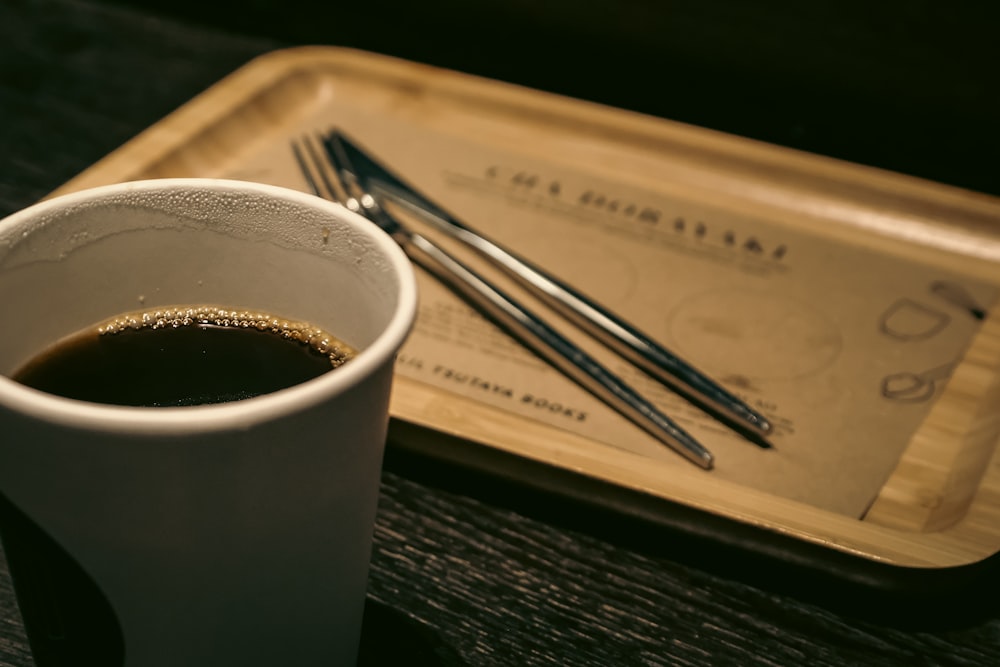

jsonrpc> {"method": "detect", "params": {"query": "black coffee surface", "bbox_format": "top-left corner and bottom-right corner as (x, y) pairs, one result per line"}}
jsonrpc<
(12, 306), (356, 407)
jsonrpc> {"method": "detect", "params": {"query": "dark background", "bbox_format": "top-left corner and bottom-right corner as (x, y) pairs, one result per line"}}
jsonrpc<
(90, 0), (1000, 196)
(3, 1), (1000, 665)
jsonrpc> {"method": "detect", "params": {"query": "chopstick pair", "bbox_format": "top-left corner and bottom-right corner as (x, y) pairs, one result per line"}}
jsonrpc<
(293, 129), (773, 469)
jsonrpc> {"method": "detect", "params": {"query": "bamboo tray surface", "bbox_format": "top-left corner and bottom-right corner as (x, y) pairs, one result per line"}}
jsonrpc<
(53, 47), (1000, 572)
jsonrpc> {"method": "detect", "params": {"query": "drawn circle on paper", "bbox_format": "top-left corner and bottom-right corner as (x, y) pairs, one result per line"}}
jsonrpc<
(878, 298), (950, 341)
(527, 231), (639, 305)
(666, 289), (842, 382)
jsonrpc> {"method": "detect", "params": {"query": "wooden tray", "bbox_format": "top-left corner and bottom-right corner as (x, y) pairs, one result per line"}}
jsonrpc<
(51, 47), (1000, 585)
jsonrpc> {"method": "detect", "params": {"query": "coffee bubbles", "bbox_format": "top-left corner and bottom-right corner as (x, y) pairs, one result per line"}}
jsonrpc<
(14, 305), (357, 407)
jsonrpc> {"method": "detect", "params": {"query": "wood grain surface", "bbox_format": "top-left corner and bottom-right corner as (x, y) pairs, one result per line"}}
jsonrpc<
(2, 1), (1000, 665)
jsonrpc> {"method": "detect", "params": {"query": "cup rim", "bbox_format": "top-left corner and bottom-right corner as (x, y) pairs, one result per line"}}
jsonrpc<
(0, 178), (418, 435)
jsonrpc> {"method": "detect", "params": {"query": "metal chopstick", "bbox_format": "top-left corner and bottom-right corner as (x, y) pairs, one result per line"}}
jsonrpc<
(329, 129), (773, 445)
(292, 132), (716, 469)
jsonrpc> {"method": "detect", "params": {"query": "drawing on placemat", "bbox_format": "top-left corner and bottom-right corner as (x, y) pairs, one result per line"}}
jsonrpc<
(881, 361), (955, 403)
(878, 298), (951, 341)
(667, 289), (842, 382)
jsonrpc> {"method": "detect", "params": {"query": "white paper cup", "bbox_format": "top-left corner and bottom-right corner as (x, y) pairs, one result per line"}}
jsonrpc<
(0, 179), (417, 666)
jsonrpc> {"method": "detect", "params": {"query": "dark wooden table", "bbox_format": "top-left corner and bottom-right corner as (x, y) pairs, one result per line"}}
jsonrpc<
(3, 1), (1000, 665)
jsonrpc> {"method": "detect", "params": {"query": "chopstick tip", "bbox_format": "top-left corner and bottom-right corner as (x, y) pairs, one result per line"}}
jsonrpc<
(750, 413), (773, 434)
